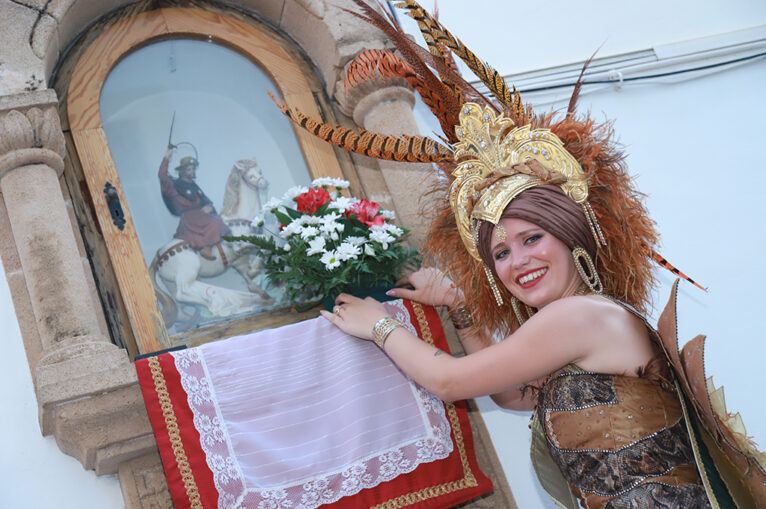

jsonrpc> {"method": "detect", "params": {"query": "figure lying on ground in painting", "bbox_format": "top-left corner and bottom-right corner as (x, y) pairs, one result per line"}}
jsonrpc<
(159, 145), (230, 260)
(273, 1), (766, 507)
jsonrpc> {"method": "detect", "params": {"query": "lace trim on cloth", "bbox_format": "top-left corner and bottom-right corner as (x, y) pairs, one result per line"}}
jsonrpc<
(171, 299), (452, 509)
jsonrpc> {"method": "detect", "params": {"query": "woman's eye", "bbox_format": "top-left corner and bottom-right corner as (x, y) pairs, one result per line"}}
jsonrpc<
(494, 249), (509, 260)
(525, 234), (542, 245)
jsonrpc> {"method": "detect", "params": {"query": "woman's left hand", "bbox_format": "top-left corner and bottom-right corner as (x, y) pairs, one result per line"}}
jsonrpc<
(319, 293), (389, 340)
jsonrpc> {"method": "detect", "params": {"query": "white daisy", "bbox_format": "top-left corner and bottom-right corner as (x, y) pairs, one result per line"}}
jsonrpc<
(336, 242), (361, 261)
(345, 236), (366, 246)
(328, 196), (357, 213)
(369, 228), (395, 249)
(311, 177), (350, 188)
(250, 215), (265, 228)
(382, 223), (404, 236)
(284, 185), (309, 201)
(320, 250), (341, 270)
(262, 197), (282, 214)
(307, 237), (326, 256)
(300, 226), (319, 240)
(279, 221), (302, 239)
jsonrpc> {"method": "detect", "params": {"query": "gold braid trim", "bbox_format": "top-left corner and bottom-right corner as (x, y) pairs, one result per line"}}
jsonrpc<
(371, 303), (478, 508)
(148, 356), (203, 509)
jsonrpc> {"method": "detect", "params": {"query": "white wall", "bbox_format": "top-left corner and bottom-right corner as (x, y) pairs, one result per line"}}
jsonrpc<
(0, 257), (124, 508)
(1, 1), (765, 508)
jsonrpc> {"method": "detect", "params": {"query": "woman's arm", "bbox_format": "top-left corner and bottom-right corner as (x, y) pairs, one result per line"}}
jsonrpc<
(321, 295), (605, 403)
(384, 267), (533, 409)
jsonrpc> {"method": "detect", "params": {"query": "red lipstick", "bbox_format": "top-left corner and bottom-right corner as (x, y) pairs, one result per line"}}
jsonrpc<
(515, 267), (548, 289)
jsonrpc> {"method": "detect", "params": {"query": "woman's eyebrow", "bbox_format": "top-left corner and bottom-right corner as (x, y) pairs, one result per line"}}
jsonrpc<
(513, 228), (540, 240)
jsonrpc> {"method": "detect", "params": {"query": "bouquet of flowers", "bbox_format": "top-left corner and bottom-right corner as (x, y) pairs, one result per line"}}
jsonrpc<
(227, 178), (418, 305)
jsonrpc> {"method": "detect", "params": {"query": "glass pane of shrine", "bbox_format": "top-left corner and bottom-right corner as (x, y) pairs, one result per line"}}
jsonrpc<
(100, 38), (311, 335)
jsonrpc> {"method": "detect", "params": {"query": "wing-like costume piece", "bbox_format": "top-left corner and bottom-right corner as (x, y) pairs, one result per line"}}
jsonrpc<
(657, 280), (766, 506)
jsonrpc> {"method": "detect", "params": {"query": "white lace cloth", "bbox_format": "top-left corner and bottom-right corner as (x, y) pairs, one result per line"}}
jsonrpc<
(171, 300), (452, 509)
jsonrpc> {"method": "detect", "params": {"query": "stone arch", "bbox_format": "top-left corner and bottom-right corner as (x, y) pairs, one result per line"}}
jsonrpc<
(11, 0), (390, 99)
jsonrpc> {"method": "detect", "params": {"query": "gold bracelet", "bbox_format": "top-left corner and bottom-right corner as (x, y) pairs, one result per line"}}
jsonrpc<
(372, 316), (402, 350)
(448, 304), (473, 329)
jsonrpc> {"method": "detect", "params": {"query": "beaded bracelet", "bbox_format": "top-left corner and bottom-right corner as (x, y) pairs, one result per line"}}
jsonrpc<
(372, 316), (403, 350)
(448, 304), (473, 330)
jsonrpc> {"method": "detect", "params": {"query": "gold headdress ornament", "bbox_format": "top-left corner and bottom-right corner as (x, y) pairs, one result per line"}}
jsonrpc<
(450, 103), (604, 261)
(270, 0), (705, 324)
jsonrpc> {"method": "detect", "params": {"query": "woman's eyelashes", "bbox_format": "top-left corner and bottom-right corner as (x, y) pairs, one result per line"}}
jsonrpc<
(524, 233), (542, 245)
(494, 233), (542, 260)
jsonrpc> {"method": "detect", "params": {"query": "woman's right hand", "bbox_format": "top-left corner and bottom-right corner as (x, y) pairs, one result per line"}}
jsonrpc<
(386, 267), (464, 309)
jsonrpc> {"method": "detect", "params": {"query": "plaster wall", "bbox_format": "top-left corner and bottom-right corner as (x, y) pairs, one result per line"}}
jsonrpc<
(0, 255), (124, 508)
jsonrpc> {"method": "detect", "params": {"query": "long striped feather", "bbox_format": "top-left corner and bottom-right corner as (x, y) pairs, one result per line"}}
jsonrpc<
(651, 251), (707, 291)
(395, 0), (524, 121)
(268, 92), (453, 163)
(344, 49), (459, 140)
(343, 0), (462, 120)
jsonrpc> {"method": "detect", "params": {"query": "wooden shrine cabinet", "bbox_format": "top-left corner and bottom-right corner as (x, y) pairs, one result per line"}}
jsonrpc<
(61, 6), (357, 357)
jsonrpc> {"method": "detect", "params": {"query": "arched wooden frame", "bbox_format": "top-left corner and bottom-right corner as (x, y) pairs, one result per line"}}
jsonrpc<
(68, 8), (345, 355)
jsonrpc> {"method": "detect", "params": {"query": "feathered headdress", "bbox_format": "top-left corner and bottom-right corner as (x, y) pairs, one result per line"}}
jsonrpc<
(271, 0), (702, 335)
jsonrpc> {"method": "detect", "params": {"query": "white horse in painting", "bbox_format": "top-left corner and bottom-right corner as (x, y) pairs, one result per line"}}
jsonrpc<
(150, 158), (273, 329)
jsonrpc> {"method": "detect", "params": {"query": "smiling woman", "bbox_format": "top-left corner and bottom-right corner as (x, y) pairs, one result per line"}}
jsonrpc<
(280, 1), (766, 507)
(322, 107), (714, 507)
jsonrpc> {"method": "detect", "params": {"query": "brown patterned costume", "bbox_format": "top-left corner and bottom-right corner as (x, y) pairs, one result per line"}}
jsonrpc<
(531, 301), (711, 509)
(534, 365), (711, 509)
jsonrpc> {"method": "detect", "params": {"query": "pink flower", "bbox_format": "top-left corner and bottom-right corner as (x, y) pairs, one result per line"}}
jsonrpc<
(345, 199), (385, 227)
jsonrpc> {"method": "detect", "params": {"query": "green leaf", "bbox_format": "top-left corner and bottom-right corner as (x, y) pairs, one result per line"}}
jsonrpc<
(273, 210), (292, 226)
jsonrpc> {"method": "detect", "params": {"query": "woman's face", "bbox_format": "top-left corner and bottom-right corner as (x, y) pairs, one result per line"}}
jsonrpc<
(490, 217), (581, 308)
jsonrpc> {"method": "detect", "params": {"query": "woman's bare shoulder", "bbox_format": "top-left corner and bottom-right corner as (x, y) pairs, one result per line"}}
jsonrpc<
(550, 295), (654, 375)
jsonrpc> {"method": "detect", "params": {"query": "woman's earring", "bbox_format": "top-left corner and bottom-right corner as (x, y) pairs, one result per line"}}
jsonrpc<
(483, 265), (504, 306)
(511, 296), (535, 325)
(511, 296), (525, 324)
(572, 247), (603, 294)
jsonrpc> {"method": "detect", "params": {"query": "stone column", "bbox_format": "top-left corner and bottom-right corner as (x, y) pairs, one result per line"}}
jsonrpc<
(337, 78), (439, 247)
(0, 90), (140, 444)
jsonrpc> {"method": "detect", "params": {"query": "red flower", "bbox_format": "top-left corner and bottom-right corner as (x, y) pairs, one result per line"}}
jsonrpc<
(295, 187), (331, 214)
(346, 199), (385, 227)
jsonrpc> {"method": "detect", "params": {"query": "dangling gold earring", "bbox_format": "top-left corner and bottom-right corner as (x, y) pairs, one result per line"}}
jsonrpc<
(511, 296), (525, 324)
(572, 247), (603, 293)
(483, 265), (504, 306)
(511, 296), (535, 325)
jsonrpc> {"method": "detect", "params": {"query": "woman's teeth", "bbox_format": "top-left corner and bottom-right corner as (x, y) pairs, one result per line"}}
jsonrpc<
(519, 268), (547, 284)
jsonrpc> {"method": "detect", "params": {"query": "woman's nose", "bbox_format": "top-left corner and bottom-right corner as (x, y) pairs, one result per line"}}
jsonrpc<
(510, 251), (528, 270)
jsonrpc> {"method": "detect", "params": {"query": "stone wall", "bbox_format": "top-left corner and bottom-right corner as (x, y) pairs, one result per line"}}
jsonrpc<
(0, 1), (509, 507)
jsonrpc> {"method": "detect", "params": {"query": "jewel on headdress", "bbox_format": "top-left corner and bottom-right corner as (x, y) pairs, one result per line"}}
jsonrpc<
(495, 224), (507, 242)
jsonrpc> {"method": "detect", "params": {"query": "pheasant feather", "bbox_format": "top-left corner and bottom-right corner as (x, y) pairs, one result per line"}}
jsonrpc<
(269, 92), (453, 163)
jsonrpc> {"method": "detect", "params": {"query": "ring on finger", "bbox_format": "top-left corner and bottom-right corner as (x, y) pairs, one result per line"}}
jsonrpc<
(334, 306), (342, 316)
